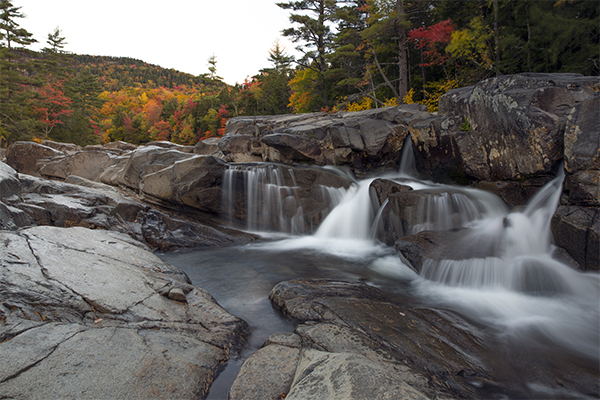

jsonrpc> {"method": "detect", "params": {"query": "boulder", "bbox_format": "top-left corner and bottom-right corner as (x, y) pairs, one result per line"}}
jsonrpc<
(103, 140), (138, 152)
(563, 93), (600, 206)
(139, 155), (228, 214)
(551, 205), (599, 271)
(38, 150), (115, 181)
(0, 226), (247, 399)
(0, 161), (20, 199)
(108, 145), (195, 191)
(194, 137), (222, 156)
(41, 139), (82, 153)
(371, 180), (507, 245)
(4, 173), (253, 251)
(222, 105), (428, 174)
(437, 73), (600, 184)
(265, 279), (492, 399)
(6, 141), (65, 177)
(228, 333), (301, 400)
(261, 278), (599, 399)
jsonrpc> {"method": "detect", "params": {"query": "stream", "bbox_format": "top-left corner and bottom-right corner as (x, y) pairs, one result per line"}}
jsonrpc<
(157, 159), (599, 399)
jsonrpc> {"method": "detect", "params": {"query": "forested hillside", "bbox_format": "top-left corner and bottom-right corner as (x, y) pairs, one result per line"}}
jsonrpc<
(1, 0), (598, 148)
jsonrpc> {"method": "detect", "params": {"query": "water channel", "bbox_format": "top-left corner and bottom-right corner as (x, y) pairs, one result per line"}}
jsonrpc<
(158, 157), (599, 399)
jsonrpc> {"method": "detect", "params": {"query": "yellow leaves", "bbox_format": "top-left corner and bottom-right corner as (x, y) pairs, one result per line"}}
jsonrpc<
(422, 79), (458, 112)
(383, 97), (398, 107)
(446, 16), (493, 70)
(401, 80), (457, 113)
(347, 97), (373, 111)
(288, 68), (320, 113)
(403, 88), (417, 105)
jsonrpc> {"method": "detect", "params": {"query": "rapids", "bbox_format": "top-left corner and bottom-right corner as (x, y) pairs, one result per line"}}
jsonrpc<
(158, 147), (599, 398)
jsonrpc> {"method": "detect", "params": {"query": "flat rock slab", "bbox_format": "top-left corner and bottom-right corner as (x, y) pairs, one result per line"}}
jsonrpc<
(0, 226), (247, 399)
(253, 279), (599, 400)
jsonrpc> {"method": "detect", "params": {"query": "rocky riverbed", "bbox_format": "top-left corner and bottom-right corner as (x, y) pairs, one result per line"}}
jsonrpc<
(0, 73), (598, 399)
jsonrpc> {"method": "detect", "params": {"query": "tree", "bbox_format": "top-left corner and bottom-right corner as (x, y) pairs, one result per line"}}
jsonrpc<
(277, 0), (339, 72)
(255, 41), (295, 114)
(32, 78), (73, 139)
(0, 0), (36, 50)
(0, 0), (38, 145)
(44, 27), (67, 53)
(446, 15), (494, 83)
(288, 68), (322, 113)
(60, 67), (104, 145)
(361, 0), (411, 105)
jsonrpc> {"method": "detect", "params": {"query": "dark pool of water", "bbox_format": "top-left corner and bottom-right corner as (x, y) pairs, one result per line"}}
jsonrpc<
(157, 240), (414, 399)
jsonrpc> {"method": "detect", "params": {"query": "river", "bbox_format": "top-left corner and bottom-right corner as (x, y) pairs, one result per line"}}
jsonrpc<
(158, 162), (599, 399)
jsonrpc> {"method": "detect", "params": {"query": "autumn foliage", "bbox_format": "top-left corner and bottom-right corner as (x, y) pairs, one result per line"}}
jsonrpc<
(32, 78), (73, 139)
(408, 19), (455, 67)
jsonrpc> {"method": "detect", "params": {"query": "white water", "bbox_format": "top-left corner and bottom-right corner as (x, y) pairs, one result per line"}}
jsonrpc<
(225, 161), (599, 362)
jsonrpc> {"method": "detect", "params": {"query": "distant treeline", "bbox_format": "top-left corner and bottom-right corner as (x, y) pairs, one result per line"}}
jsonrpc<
(1, 0), (597, 148)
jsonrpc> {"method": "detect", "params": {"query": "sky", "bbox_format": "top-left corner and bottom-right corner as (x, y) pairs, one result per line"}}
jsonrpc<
(16, 0), (301, 85)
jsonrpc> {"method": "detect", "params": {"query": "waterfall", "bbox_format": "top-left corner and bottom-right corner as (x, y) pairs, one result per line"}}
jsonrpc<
(420, 171), (570, 292)
(398, 136), (418, 178)
(313, 179), (377, 240)
(222, 164), (304, 234)
(218, 159), (598, 363)
(221, 164), (347, 235)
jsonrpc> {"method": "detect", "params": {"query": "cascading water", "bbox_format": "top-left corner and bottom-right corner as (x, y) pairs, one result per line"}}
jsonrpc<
(161, 143), (598, 398)
(223, 158), (598, 362)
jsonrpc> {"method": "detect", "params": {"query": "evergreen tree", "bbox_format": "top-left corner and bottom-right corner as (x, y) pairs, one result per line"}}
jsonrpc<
(255, 41), (294, 114)
(0, 0), (38, 146)
(57, 67), (104, 145)
(277, 0), (339, 72)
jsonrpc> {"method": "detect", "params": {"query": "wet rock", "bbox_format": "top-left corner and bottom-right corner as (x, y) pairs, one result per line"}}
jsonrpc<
(229, 338), (301, 400)
(6, 141), (65, 177)
(264, 278), (599, 399)
(0, 226), (247, 399)
(563, 94), (600, 206)
(551, 205), (599, 271)
(140, 208), (246, 251)
(267, 279), (490, 399)
(395, 229), (500, 273)
(373, 183), (506, 245)
(223, 163), (353, 234)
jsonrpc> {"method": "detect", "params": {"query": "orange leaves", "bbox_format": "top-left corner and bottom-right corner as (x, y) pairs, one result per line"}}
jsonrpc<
(32, 78), (74, 138)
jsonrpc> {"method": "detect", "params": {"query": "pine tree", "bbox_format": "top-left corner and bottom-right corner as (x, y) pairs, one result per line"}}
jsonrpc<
(0, 0), (38, 146)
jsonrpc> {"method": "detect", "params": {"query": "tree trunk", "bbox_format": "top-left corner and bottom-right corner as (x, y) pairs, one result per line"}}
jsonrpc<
(396, 0), (408, 103)
(493, 0), (501, 75)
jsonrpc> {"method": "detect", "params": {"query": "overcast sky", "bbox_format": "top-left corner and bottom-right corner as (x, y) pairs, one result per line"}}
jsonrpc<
(17, 0), (300, 85)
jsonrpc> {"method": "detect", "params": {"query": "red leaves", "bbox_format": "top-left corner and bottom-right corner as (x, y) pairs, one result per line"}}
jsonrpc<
(408, 19), (455, 67)
(32, 78), (74, 137)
